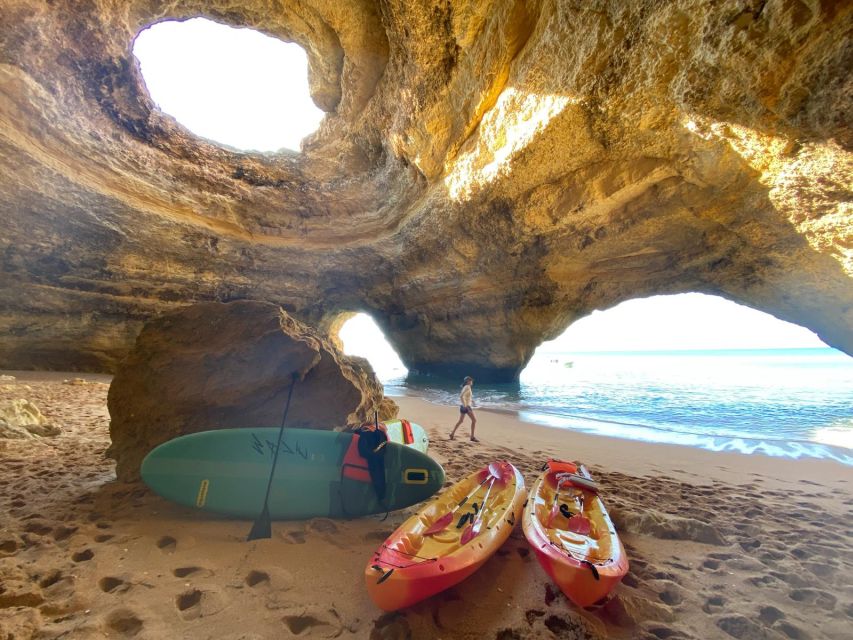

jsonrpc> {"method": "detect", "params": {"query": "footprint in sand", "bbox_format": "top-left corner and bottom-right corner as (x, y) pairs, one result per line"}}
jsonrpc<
(245, 570), (270, 587)
(643, 624), (691, 639)
(775, 621), (809, 639)
(307, 518), (338, 535)
(52, 525), (78, 541)
(371, 612), (411, 640)
(95, 533), (114, 543)
(72, 548), (94, 562)
(23, 520), (53, 536)
(157, 535), (177, 553)
(281, 530), (306, 544)
(758, 606), (784, 626)
(280, 605), (342, 638)
(99, 576), (130, 594)
(363, 530), (388, 543)
(788, 588), (836, 610)
(656, 581), (684, 607)
(173, 566), (205, 578)
(0, 537), (20, 555)
(176, 589), (204, 619)
(544, 616), (592, 637)
(105, 609), (143, 637)
(621, 572), (640, 588)
(702, 558), (722, 571)
(802, 561), (836, 578)
(175, 587), (226, 620)
(716, 615), (782, 640)
(701, 595), (726, 615)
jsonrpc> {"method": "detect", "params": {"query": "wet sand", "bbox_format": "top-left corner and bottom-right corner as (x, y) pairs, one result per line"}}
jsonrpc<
(1, 373), (851, 639)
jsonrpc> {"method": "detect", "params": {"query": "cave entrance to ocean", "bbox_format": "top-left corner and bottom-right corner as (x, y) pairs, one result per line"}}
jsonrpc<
(132, 17), (324, 152)
(337, 313), (408, 382)
(517, 293), (852, 460)
(526, 292), (826, 362)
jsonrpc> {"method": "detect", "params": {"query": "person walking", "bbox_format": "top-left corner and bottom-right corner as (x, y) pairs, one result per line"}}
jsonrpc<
(449, 376), (478, 442)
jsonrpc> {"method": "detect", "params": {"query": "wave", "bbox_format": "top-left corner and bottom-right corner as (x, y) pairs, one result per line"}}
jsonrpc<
(515, 409), (853, 466)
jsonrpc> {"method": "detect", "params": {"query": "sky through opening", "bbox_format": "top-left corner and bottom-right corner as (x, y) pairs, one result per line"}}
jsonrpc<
(338, 294), (828, 379)
(133, 17), (324, 152)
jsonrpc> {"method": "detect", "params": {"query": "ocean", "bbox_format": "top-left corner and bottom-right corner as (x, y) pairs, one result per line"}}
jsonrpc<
(378, 348), (853, 465)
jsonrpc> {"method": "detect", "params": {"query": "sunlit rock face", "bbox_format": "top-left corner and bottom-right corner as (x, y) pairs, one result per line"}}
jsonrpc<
(0, 0), (850, 381)
(107, 301), (396, 481)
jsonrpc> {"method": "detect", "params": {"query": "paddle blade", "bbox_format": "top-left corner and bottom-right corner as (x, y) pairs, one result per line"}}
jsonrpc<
(545, 501), (561, 529)
(424, 512), (454, 536)
(567, 514), (591, 535)
(460, 522), (477, 545)
(247, 505), (272, 541)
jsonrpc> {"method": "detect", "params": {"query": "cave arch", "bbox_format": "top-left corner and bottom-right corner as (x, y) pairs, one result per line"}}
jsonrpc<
(327, 312), (408, 380)
(0, 1), (849, 379)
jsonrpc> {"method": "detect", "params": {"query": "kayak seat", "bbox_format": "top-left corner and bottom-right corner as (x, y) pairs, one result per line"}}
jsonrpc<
(394, 532), (424, 556)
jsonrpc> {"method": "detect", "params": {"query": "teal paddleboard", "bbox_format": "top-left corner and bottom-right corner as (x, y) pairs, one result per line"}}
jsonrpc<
(384, 419), (429, 454)
(141, 428), (444, 520)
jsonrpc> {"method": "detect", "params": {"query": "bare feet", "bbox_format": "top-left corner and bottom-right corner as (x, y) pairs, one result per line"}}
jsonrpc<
(470, 437), (480, 442)
(449, 434), (455, 440)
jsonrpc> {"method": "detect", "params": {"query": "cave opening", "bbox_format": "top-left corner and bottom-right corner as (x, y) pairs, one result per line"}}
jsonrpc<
(514, 293), (852, 457)
(132, 17), (324, 152)
(337, 313), (408, 382)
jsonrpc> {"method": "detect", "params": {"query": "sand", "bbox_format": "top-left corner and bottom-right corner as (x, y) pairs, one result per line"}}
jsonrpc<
(1, 373), (851, 640)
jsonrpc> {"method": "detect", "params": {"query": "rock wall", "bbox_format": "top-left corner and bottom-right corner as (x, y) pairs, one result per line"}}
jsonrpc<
(0, 0), (850, 380)
(106, 301), (396, 481)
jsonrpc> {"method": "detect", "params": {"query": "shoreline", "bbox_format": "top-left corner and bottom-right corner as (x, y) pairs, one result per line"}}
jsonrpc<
(385, 386), (853, 468)
(393, 395), (852, 493)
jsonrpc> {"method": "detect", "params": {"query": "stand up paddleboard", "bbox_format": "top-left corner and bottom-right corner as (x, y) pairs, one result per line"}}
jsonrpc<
(141, 428), (444, 520)
(384, 419), (429, 454)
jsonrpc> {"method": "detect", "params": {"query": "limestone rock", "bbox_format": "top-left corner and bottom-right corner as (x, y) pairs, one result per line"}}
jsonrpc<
(106, 301), (398, 481)
(0, 399), (61, 439)
(0, 1), (850, 380)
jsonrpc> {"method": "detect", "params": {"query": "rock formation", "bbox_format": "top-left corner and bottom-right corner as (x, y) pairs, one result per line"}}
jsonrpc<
(107, 301), (396, 481)
(0, 0), (850, 381)
(0, 397), (61, 439)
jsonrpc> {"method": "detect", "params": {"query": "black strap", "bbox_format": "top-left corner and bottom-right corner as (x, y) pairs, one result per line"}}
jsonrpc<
(582, 560), (600, 580)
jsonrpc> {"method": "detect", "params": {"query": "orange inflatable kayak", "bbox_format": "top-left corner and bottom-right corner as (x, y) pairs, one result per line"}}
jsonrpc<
(522, 459), (628, 607)
(365, 460), (526, 610)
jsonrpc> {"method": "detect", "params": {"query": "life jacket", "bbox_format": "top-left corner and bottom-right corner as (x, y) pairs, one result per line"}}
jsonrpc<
(547, 459), (578, 475)
(355, 426), (388, 502)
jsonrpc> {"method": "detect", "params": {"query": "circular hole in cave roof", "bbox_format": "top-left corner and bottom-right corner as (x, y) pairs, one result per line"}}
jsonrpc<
(133, 17), (324, 152)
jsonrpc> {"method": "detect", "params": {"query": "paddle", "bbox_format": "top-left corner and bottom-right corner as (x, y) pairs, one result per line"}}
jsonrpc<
(460, 473), (498, 544)
(372, 410), (387, 454)
(423, 463), (501, 536)
(247, 372), (298, 542)
(546, 474), (570, 528)
(546, 469), (593, 535)
(566, 493), (591, 535)
(567, 464), (595, 534)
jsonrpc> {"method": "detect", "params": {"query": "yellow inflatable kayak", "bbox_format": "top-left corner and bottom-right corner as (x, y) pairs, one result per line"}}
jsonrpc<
(523, 459), (628, 607)
(365, 460), (526, 610)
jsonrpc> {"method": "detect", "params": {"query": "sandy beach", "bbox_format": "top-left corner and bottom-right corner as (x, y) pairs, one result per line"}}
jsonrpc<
(1, 373), (851, 639)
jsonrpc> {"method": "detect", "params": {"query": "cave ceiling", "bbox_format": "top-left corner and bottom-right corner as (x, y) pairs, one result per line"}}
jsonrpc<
(0, 0), (851, 380)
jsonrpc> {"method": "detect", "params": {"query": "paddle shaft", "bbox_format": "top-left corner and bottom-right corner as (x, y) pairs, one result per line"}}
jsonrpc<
(424, 468), (496, 535)
(462, 475), (497, 542)
(248, 373), (298, 540)
(546, 475), (571, 527)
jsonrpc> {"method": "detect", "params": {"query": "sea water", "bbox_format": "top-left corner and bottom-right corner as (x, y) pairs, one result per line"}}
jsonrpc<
(380, 348), (853, 465)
